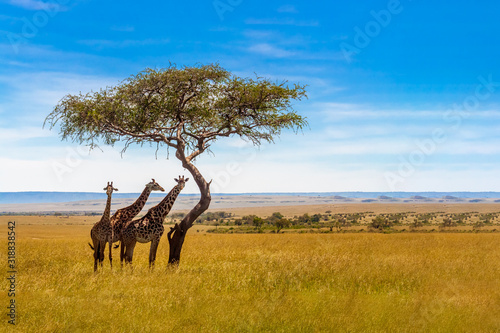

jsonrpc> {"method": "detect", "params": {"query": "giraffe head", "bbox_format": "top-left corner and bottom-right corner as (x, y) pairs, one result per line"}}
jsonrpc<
(174, 176), (189, 190)
(103, 182), (118, 196)
(146, 179), (165, 192)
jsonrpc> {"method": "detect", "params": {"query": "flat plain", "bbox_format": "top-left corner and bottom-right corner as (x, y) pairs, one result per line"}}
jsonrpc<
(1, 203), (499, 332)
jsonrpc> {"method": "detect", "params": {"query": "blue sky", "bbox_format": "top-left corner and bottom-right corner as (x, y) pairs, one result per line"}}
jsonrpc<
(1, 0), (500, 193)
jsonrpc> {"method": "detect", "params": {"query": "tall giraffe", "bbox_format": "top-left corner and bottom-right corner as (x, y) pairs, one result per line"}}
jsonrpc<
(110, 179), (165, 266)
(121, 176), (188, 268)
(88, 181), (118, 272)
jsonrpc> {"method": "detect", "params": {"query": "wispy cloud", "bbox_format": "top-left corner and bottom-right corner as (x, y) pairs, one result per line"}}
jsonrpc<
(6, 0), (63, 11)
(240, 28), (344, 61)
(247, 43), (295, 58)
(314, 102), (500, 120)
(110, 25), (135, 32)
(0, 127), (53, 141)
(0, 14), (21, 23)
(277, 5), (298, 13)
(387, 169), (500, 192)
(242, 29), (279, 40)
(79, 38), (169, 49)
(0, 71), (120, 124)
(2, 60), (33, 67)
(245, 18), (319, 27)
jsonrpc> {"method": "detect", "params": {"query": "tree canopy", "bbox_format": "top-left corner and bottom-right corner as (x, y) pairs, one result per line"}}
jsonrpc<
(45, 63), (307, 162)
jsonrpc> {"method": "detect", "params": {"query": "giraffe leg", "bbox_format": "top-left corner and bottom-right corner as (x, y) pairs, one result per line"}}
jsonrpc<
(149, 238), (160, 270)
(120, 240), (125, 269)
(124, 240), (137, 265)
(93, 240), (100, 272)
(108, 240), (113, 270)
(99, 241), (106, 268)
(91, 230), (99, 272)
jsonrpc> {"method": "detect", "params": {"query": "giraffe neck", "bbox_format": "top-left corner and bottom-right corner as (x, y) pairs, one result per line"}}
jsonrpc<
(102, 192), (113, 222)
(150, 185), (181, 221)
(129, 186), (153, 214)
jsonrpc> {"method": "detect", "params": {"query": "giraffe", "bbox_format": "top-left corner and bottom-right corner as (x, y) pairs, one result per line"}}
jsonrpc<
(109, 179), (165, 266)
(121, 176), (188, 268)
(88, 181), (118, 272)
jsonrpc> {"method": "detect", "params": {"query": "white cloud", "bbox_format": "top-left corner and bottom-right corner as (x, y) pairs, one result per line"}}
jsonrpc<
(2, 60), (33, 68)
(245, 18), (318, 27)
(322, 123), (500, 141)
(239, 28), (345, 62)
(314, 102), (500, 121)
(242, 29), (279, 40)
(0, 126), (53, 141)
(201, 157), (500, 192)
(231, 69), (343, 95)
(0, 14), (21, 22)
(277, 5), (298, 13)
(0, 155), (381, 192)
(2, 126), (499, 192)
(438, 141), (500, 155)
(0, 71), (120, 122)
(384, 169), (500, 192)
(0, 43), (134, 76)
(247, 43), (295, 58)
(253, 136), (411, 157)
(110, 25), (135, 32)
(7, 0), (63, 11)
(0, 145), (190, 192)
(315, 102), (438, 120)
(79, 38), (170, 49)
(0, 158), (56, 191)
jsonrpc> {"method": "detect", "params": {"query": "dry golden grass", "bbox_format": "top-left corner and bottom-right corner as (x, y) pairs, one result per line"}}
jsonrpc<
(1, 215), (499, 332)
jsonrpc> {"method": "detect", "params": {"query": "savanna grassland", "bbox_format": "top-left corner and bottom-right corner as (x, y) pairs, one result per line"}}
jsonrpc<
(1, 212), (500, 332)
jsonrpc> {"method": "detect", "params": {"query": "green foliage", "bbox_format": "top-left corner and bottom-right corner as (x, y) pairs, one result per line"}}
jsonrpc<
(170, 212), (186, 220)
(196, 211), (232, 223)
(270, 212), (284, 221)
(473, 221), (485, 230)
(311, 213), (322, 223)
(333, 216), (351, 231)
(410, 219), (424, 230)
(297, 213), (311, 224)
(274, 218), (291, 233)
(441, 218), (457, 228)
(253, 217), (264, 229)
(45, 63), (308, 158)
(170, 209), (500, 233)
(240, 215), (257, 225)
(370, 215), (393, 231)
(478, 213), (498, 225)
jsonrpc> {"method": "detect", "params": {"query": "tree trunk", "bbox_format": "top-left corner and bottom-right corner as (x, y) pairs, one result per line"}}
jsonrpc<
(167, 149), (211, 265)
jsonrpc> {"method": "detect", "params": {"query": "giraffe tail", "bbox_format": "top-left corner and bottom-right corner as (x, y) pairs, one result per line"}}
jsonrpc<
(88, 230), (95, 250)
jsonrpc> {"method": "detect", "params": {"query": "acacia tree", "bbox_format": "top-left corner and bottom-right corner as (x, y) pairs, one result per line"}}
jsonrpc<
(275, 218), (291, 233)
(45, 63), (307, 265)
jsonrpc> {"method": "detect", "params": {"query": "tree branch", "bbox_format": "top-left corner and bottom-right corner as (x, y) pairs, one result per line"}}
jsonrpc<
(105, 122), (179, 149)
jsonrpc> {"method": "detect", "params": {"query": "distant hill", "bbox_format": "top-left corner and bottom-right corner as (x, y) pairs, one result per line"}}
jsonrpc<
(0, 192), (170, 204)
(1, 191), (500, 204)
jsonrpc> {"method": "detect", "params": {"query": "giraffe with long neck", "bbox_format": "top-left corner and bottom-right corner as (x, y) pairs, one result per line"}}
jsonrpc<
(121, 176), (188, 268)
(110, 178), (164, 251)
(88, 182), (118, 272)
